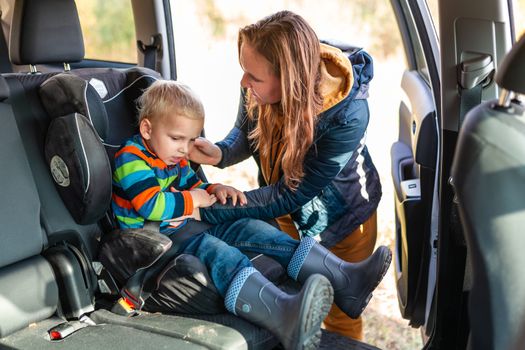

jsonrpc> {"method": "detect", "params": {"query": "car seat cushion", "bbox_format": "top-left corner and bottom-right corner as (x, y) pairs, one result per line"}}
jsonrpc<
(98, 231), (225, 315)
(141, 254), (225, 315)
(0, 256), (59, 337)
(44, 112), (111, 224)
(98, 229), (173, 281)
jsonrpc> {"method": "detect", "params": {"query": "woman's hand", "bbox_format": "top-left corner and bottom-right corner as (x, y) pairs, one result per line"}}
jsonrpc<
(209, 184), (247, 206)
(189, 137), (223, 165)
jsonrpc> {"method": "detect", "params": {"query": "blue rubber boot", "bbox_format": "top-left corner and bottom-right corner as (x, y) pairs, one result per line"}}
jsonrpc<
(225, 267), (333, 350)
(288, 237), (392, 319)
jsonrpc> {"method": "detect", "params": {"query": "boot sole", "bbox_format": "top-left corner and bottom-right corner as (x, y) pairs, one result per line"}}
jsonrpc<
(293, 275), (334, 350)
(346, 246), (392, 319)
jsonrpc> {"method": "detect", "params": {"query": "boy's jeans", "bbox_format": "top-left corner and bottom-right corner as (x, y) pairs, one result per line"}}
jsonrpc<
(174, 217), (299, 296)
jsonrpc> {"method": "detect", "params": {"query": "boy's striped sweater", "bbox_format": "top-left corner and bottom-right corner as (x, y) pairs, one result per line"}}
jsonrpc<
(111, 135), (211, 232)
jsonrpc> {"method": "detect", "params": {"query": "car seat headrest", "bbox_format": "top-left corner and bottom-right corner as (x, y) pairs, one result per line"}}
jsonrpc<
(9, 0), (84, 65)
(495, 34), (525, 94)
(39, 68), (160, 149)
(39, 73), (109, 141)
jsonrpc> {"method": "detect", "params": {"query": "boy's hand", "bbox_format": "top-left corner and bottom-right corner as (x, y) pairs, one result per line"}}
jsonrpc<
(209, 184), (247, 206)
(166, 207), (201, 226)
(190, 188), (217, 208)
(170, 186), (216, 208)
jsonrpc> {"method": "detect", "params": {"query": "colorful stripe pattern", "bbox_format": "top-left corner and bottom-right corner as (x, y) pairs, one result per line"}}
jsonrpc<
(112, 135), (208, 232)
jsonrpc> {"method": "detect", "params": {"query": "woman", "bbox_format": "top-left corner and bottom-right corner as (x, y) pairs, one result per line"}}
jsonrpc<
(190, 10), (384, 341)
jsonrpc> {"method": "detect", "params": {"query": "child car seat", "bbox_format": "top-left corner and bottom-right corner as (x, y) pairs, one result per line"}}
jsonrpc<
(39, 70), (228, 314)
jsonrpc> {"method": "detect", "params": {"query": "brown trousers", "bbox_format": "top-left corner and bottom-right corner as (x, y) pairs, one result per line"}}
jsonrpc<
(322, 211), (378, 340)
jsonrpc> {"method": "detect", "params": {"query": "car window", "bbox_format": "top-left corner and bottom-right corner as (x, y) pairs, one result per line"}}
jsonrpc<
(398, 1), (432, 84)
(76, 0), (136, 63)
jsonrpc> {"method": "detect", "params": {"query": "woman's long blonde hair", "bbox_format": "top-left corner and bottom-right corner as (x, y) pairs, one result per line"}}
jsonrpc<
(239, 11), (322, 190)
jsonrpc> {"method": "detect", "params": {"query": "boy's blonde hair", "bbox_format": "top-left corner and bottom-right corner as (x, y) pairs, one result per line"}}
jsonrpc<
(138, 80), (205, 122)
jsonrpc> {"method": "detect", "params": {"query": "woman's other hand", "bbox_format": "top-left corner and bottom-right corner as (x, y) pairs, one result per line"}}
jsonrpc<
(209, 184), (247, 206)
(189, 137), (222, 165)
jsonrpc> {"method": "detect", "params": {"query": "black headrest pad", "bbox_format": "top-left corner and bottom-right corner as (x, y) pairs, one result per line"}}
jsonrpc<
(495, 34), (525, 94)
(9, 0), (84, 65)
(39, 73), (109, 141)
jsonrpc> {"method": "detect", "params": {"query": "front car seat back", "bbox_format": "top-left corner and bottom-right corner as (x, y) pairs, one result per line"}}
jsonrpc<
(451, 34), (525, 350)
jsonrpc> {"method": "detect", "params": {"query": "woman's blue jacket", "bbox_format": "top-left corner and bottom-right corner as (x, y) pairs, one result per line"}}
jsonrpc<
(200, 47), (381, 248)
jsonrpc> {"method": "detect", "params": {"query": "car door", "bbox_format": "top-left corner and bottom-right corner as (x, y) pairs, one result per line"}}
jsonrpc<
(431, 0), (514, 348)
(391, 0), (515, 348)
(389, 0), (440, 334)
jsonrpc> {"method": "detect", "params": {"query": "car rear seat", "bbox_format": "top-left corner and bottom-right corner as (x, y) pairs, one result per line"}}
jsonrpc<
(1, 0), (279, 349)
(0, 75), (211, 350)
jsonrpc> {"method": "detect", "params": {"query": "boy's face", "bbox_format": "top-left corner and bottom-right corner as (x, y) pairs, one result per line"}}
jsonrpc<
(140, 113), (203, 166)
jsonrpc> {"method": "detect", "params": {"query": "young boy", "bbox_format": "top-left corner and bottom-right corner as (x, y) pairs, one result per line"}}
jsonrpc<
(112, 80), (390, 349)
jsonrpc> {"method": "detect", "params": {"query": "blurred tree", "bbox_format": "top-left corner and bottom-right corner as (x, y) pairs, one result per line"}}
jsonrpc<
(194, 0), (402, 59)
(76, 0), (136, 63)
(197, 0), (227, 38)
(339, 0), (402, 58)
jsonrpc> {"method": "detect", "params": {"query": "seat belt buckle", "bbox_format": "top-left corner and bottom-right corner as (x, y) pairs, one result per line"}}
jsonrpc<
(48, 321), (88, 341)
(111, 295), (140, 317)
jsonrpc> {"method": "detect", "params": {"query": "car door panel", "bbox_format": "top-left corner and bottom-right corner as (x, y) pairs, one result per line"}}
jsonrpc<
(392, 69), (437, 327)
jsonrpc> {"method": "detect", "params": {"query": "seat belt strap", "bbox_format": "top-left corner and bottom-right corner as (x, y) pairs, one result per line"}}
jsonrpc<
(143, 220), (161, 232)
(457, 52), (494, 127)
(459, 84), (482, 126)
(137, 34), (162, 71)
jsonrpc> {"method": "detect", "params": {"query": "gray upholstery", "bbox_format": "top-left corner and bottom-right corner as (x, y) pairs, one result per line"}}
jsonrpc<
(91, 309), (273, 350)
(451, 36), (525, 350)
(9, 0), (84, 65)
(0, 92), (43, 268)
(452, 99), (525, 350)
(0, 256), (58, 337)
(0, 82), (57, 338)
(1, 316), (205, 350)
